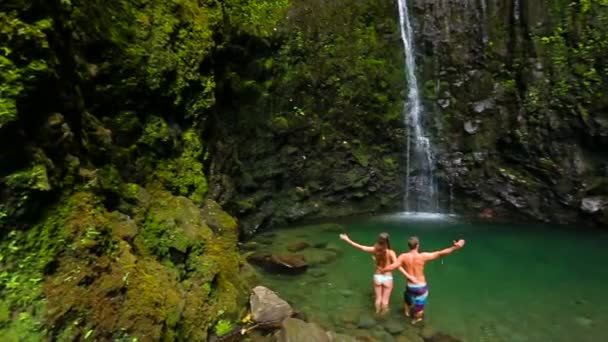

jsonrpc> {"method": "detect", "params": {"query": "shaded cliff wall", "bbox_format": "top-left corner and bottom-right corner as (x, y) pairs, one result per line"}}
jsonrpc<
(409, 0), (608, 225)
(209, 0), (409, 234)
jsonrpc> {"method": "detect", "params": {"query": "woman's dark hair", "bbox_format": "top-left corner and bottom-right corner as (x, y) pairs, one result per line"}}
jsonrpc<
(373, 232), (391, 267)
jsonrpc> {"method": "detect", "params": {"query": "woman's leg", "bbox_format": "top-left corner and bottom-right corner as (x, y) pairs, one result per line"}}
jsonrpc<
(374, 281), (383, 314)
(380, 280), (393, 314)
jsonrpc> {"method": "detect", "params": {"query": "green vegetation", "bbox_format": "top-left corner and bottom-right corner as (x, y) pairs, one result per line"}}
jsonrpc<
(214, 319), (234, 337)
(0, 0), (283, 339)
(2, 0), (608, 339)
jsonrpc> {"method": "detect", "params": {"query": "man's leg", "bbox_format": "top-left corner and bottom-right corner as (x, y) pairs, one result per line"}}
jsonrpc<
(403, 288), (411, 317)
(411, 309), (424, 324)
(411, 290), (428, 325)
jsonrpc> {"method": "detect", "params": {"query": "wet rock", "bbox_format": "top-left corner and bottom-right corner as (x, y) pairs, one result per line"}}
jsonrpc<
(463, 120), (480, 134)
(250, 286), (294, 323)
(201, 199), (238, 235)
(581, 197), (606, 214)
(313, 241), (328, 248)
(419, 326), (435, 340)
(574, 316), (593, 327)
(336, 310), (360, 326)
(287, 240), (311, 252)
(309, 269), (327, 278)
(396, 332), (424, 342)
(422, 332), (463, 342)
(247, 253), (308, 275)
(437, 99), (450, 108)
(325, 243), (343, 256)
(373, 329), (395, 342)
(384, 319), (404, 334)
(478, 208), (495, 220)
(471, 98), (495, 113)
(276, 318), (329, 342)
(248, 330), (274, 342)
(327, 331), (357, 342)
(352, 330), (377, 342)
(357, 314), (377, 329)
(241, 241), (261, 251)
(339, 289), (355, 297)
(302, 249), (337, 266)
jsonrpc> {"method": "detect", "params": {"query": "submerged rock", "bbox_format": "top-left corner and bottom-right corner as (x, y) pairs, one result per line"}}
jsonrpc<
(357, 314), (377, 329)
(309, 269), (327, 278)
(250, 286), (294, 323)
(422, 332), (463, 342)
(384, 318), (404, 334)
(574, 316), (593, 327)
(287, 240), (311, 252)
(327, 331), (358, 342)
(247, 253), (308, 274)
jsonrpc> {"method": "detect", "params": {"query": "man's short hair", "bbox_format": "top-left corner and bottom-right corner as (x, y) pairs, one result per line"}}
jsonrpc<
(408, 236), (419, 250)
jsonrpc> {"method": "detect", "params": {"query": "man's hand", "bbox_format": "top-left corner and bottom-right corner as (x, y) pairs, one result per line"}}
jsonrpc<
(339, 233), (349, 241)
(453, 239), (465, 248)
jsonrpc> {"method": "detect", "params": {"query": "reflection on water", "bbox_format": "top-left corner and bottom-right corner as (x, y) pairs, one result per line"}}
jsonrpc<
(246, 215), (608, 341)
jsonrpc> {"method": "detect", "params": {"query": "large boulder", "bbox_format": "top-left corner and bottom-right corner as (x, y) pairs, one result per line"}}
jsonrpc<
(275, 318), (329, 342)
(250, 286), (294, 323)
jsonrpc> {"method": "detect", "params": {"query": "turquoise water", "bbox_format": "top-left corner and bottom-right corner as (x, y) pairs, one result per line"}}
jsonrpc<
(246, 214), (608, 341)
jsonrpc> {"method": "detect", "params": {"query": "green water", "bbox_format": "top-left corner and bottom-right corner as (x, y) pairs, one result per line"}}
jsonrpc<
(247, 214), (608, 342)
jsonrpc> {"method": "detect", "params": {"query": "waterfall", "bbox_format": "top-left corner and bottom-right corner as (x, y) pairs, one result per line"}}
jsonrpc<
(513, 0), (520, 23)
(397, 0), (438, 213)
(480, 0), (488, 43)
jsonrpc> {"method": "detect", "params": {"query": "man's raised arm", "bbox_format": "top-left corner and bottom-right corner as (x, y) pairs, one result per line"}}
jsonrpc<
(382, 254), (404, 272)
(422, 239), (465, 261)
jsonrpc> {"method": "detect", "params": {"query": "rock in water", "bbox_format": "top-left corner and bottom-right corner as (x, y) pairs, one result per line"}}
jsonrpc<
(246, 253), (308, 275)
(357, 314), (377, 329)
(276, 318), (329, 342)
(425, 332), (463, 342)
(309, 269), (327, 278)
(574, 316), (593, 327)
(327, 331), (357, 342)
(384, 318), (404, 334)
(287, 240), (311, 252)
(581, 197), (606, 214)
(250, 286), (293, 323)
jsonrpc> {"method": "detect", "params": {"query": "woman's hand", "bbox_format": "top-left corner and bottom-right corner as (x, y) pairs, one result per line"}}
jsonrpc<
(339, 233), (349, 241)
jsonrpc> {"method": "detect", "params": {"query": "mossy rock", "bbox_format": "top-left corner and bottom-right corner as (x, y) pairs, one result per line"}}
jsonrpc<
(2, 185), (246, 341)
(201, 199), (238, 236)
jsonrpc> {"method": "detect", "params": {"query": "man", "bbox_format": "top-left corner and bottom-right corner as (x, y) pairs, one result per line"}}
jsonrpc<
(382, 236), (465, 324)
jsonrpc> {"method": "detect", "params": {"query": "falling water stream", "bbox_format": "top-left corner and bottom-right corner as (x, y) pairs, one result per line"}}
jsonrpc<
(397, 0), (439, 213)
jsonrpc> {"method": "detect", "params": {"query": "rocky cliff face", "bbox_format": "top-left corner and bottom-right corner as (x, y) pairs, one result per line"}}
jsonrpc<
(410, 0), (608, 225)
(209, 0), (409, 234)
(212, 0), (608, 228)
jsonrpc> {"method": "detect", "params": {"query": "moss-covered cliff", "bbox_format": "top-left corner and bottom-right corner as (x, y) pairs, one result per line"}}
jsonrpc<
(207, 0), (408, 233)
(0, 0), (286, 339)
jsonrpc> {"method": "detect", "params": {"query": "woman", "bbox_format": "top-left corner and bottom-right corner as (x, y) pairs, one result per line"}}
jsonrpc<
(339, 232), (415, 314)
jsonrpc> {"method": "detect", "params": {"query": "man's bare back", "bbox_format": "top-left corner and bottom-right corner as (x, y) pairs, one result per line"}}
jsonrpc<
(396, 251), (429, 285)
(382, 236), (465, 323)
